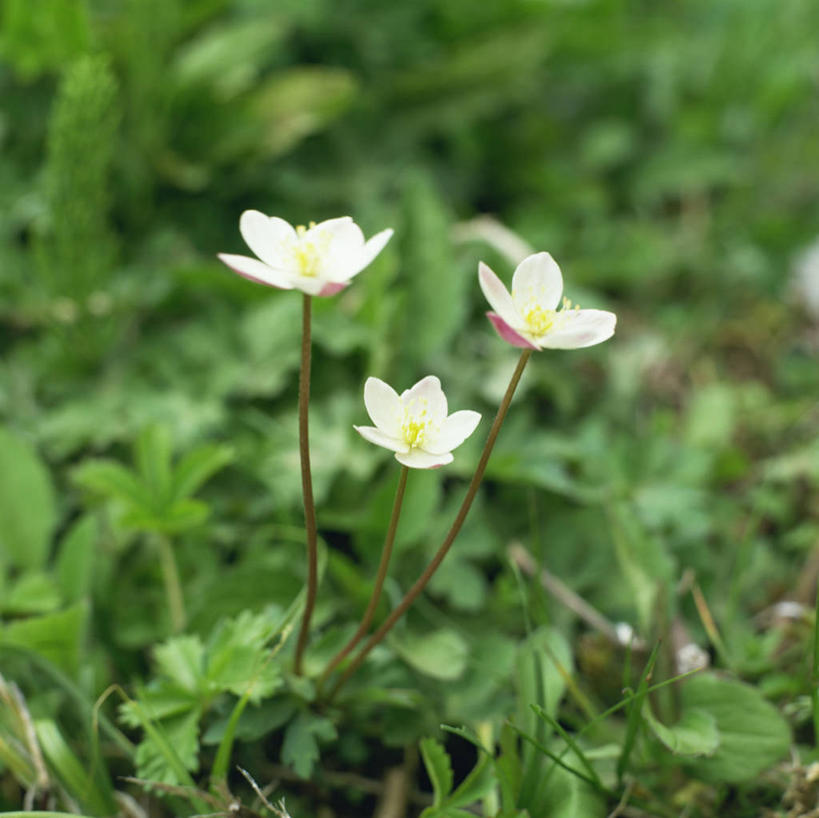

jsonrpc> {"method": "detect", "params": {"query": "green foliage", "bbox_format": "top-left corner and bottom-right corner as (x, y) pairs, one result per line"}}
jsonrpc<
(680, 674), (791, 783)
(0, 427), (56, 571)
(1, 0), (817, 813)
(0, 0), (89, 79)
(419, 737), (495, 817)
(119, 609), (285, 785)
(73, 425), (232, 534)
(281, 711), (337, 779)
(36, 54), (120, 301)
(0, 604), (86, 675)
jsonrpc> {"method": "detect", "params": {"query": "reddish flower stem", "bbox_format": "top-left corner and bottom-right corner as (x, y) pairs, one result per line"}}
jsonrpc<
(327, 349), (532, 700)
(294, 294), (319, 675)
(318, 466), (410, 694)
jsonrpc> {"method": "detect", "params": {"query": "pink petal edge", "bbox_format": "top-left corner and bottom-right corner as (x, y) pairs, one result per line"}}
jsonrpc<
(318, 281), (349, 297)
(217, 254), (291, 290)
(486, 312), (538, 350)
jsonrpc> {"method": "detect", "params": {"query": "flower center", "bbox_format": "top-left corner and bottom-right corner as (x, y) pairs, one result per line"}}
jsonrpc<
(523, 305), (555, 335)
(400, 399), (435, 448)
(293, 222), (320, 277)
(522, 297), (580, 336)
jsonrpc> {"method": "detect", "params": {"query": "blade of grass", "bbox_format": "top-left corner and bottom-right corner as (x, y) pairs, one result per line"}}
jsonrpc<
(616, 641), (660, 785)
(813, 578), (819, 748)
(0, 645), (134, 757)
(530, 704), (603, 790)
(1, 813), (98, 818)
(507, 721), (612, 797)
(34, 719), (116, 816)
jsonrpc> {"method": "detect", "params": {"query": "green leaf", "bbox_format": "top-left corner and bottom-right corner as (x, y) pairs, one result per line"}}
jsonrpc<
(72, 459), (150, 509)
(1, 572), (61, 615)
(119, 684), (200, 726)
(133, 706), (202, 786)
(154, 635), (205, 693)
(446, 755), (496, 810)
(55, 514), (97, 602)
(281, 712), (337, 779)
(397, 172), (465, 370)
(0, 427), (56, 570)
(250, 66), (359, 156)
(0, 604), (86, 674)
(122, 497), (210, 533)
(170, 443), (233, 501)
(535, 763), (606, 818)
(0, 0), (90, 79)
(607, 501), (674, 631)
(516, 626), (573, 737)
(681, 674), (790, 782)
(134, 424), (174, 503)
(643, 704), (719, 757)
(420, 738), (454, 807)
(205, 612), (282, 701)
(392, 628), (468, 681)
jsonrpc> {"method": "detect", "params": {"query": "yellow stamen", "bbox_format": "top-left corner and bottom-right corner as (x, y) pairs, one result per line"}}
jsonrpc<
(401, 399), (432, 448)
(523, 305), (555, 335)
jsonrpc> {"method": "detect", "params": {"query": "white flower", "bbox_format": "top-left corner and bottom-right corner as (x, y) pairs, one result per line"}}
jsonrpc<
(478, 252), (616, 350)
(354, 376), (481, 469)
(218, 211), (393, 296)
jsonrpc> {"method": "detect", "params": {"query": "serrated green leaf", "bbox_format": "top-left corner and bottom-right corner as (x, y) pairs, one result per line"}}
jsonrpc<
(119, 683), (200, 727)
(154, 635), (205, 693)
(133, 706), (202, 786)
(420, 738), (453, 807)
(446, 755), (495, 810)
(281, 712), (337, 779)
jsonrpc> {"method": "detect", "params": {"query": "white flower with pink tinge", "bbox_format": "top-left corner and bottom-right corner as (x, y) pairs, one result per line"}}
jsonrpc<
(354, 376), (481, 469)
(479, 252), (616, 350)
(218, 211), (393, 297)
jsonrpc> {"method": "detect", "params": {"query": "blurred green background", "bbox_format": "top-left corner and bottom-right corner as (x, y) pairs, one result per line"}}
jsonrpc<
(1, 0), (819, 813)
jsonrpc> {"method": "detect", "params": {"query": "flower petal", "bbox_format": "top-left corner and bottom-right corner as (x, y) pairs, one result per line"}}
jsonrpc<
(511, 252), (563, 313)
(354, 425), (409, 454)
(395, 449), (454, 469)
(218, 253), (295, 290)
(364, 377), (403, 436)
(424, 410), (481, 455)
(343, 228), (394, 280)
(239, 211), (297, 268)
(401, 375), (447, 423)
(541, 309), (617, 349)
(318, 281), (348, 297)
(308, 218), (366, 283)
(486, 313), (539, 349)
(478, 262), (523, 330)
(290, 276), (329, 296)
